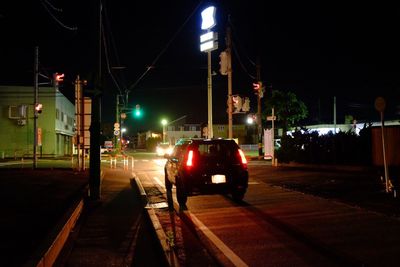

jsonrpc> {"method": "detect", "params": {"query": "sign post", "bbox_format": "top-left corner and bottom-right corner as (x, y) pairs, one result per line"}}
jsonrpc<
(200, 6), (217, 139)
(374, 97), (390, 193)
(266, 108), (277, 164)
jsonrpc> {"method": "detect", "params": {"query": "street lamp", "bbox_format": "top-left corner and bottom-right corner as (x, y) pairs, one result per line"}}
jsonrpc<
(161, 119), (168, 143)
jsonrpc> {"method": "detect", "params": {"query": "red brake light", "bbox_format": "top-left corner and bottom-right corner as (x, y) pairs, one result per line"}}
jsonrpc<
(186, 150), (194, 167)
(238, 149), (247, 165)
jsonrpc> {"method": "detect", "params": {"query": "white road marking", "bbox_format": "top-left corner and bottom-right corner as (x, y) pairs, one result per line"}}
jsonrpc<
(153, 176), (164, 188)
(188, 211), (249, 267)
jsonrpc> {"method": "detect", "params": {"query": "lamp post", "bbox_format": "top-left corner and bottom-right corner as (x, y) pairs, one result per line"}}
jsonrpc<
(161, 119), (168, 143)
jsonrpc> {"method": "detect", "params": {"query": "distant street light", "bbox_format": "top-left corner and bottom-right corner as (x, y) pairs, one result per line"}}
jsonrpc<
(161, 119), (168, 143)
(247, 116), (255, 124)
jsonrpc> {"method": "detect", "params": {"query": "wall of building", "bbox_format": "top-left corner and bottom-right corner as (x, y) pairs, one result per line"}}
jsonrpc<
(0, 86), (74, 158)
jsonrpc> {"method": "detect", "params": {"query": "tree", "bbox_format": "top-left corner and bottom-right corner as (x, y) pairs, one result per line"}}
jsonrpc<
(264, 90), (308, 136)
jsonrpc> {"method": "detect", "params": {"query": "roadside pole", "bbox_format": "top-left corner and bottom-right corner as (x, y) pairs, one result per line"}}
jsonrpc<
(375, 97), (389, 193)
(33, 46), (39, 169)
(227, 26), (233, 139)
(256, 59), (263, 157)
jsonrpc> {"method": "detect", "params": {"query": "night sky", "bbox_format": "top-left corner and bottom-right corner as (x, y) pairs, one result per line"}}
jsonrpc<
(1, 1), (399, 134)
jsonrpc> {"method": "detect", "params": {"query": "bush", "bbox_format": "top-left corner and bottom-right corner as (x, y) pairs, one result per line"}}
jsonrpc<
(276, 125), (372, 165)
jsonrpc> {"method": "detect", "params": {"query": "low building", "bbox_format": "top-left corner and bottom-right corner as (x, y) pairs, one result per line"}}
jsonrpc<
(0, 85), (75, 158)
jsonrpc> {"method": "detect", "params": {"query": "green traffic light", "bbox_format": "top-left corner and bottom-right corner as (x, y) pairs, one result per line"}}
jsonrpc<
(133, 104), (142, 118)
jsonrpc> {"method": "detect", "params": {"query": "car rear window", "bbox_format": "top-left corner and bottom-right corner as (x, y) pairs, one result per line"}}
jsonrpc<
(195, 141), (238, 160)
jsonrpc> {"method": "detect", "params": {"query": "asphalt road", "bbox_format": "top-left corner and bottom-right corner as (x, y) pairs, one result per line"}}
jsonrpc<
(134, 156), (400, 266)
(1, 154), (399, 266)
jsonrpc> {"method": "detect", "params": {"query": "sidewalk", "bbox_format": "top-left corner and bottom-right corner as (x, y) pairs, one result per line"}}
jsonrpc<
(0, 165), (167, 267)
(55, 167), (167, 267)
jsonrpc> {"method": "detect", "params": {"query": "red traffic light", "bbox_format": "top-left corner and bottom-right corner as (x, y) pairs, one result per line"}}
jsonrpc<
(35, 103), (43, 113)
(253, 82), (260, 90)
(55, 73), (65, 82)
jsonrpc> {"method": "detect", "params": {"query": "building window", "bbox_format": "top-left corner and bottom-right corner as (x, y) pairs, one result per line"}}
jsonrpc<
(218, 125), (225, 131)
(56, 109), (60, 120)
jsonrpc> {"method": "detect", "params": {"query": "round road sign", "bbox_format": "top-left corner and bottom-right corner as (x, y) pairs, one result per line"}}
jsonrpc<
(374, 97), (386, 112)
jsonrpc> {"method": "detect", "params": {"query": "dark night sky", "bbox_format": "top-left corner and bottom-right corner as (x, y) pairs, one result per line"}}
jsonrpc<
(1, 1), (399, 134)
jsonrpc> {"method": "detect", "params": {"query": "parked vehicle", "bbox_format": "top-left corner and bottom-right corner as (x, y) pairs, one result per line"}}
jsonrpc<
(164, 138), (249, 207)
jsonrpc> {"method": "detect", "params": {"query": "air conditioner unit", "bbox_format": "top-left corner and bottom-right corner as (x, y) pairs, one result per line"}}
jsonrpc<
(17, 119), (26, 126)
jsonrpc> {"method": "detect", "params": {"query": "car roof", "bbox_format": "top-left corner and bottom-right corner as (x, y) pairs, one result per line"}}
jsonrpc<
(175, 138), (237, 145)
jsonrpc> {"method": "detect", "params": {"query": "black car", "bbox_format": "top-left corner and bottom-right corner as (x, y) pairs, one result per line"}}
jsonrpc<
(164, 138), (249, 207)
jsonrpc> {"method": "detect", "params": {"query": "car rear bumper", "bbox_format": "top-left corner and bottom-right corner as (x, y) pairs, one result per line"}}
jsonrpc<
(181, 170), (248, 195)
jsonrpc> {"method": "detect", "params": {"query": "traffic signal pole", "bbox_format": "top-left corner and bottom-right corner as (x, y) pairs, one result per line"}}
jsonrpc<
(227, 27), (233, 139)
(33, 46), (39, 169)
(256, 59), (263, 157)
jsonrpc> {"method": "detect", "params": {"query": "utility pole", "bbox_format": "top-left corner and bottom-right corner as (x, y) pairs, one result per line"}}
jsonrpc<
(256, 58), (263, 157)
(333, 96), (337, 134)
(89, 0), (102, 200)
(115, 95), (120, 152)
(226, 26), (233, 139)
(33, 46), (39, 169)
(75, 76), (86, 171)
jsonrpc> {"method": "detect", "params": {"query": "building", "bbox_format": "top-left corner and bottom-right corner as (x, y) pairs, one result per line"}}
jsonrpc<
(164, 123), (247, 145)
(0, 85), (75, 158)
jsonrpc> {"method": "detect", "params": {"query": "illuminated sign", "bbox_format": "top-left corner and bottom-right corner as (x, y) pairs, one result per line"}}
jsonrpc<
(201, 6), (216, 30)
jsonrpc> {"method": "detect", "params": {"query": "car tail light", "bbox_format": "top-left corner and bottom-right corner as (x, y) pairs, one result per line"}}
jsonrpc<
(186, 150), (194, 167)
(238, 149), (247, 165)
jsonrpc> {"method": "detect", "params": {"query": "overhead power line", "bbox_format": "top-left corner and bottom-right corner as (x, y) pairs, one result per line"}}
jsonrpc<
(127, 0), (204, 93)
(40, 0), (77, 31)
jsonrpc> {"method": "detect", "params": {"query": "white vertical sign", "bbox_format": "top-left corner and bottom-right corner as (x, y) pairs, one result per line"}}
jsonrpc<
(264, 129), (273, 159)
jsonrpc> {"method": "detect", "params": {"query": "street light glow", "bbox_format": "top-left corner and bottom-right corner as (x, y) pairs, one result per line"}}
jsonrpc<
(161, 119), (168, 126)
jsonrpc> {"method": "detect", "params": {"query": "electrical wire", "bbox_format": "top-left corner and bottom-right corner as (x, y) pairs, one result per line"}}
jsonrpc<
(232, 40), (256, 80)
(101, 23), (123, 98)
(127, 0), (205, 93)
(228, 16), (257, 80)
(40, 0), (77, 31)
(102, 2), (127, 96)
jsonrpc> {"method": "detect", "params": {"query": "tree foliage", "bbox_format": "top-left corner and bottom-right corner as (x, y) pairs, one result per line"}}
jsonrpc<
(263, 90), (308, 135)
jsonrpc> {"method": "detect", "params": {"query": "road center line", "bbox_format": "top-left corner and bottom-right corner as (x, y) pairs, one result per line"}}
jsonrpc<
(187, 211), (249, 267)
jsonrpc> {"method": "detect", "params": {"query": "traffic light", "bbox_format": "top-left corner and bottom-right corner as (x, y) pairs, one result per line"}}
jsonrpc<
(242, 97), (250, 112)
(232, 95), (242, 113)
(35, 103), (43, 114)
(53, 73), (65, 86)
(253, 81), (264, 98)
(219, 51), (228, 75)
(133, 104), (142, 118)
(253, 82), (260, 90)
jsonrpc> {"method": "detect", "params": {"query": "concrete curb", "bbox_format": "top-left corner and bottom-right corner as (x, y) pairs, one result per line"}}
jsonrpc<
(24, 187), (87, 267)
(130, 174), (180, 267)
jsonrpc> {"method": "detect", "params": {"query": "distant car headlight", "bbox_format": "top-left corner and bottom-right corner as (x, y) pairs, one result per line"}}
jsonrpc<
(166, 147), (173, 155)
(156, 147), (164, 155)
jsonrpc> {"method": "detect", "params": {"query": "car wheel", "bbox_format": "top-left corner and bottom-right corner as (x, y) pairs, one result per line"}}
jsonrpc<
(165, 171), (172, 191)
(232, 189), (245, 202)
(176, 177), (187, 207)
